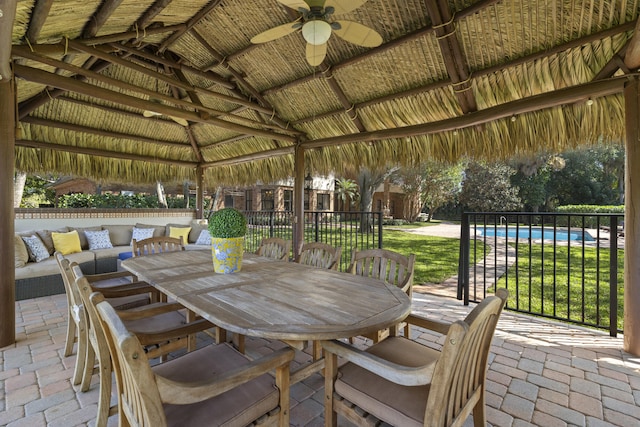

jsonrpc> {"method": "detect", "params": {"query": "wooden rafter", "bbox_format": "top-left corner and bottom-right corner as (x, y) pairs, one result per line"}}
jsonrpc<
(13, 63), (297, 143)
(158, 0), (223, 53)
(624, 18), (640, 70)
(24, 0), (54, 43)
(424, 0), (477, 114)
(136, 0), (174, 30)
(82, 0), (125, 39)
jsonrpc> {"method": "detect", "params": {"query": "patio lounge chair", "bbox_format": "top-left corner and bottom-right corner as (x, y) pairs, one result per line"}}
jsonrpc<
(92, 291), (295, 426)
(322, 288), (508, 427)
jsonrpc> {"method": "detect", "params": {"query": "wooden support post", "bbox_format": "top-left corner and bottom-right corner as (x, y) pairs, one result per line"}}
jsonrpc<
(624, 76), (640, 356)
(195, 166), (204, 219)
(0, 0), (17, 348)
(293, 145), (305, 261)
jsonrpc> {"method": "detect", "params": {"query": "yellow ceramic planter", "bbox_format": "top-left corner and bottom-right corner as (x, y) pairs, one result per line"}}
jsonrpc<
(211, 237), (244, 274)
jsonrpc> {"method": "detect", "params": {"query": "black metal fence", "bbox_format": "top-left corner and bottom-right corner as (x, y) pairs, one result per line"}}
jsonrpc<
(458, 212), (624, 336)
(238, 210), (383, 271)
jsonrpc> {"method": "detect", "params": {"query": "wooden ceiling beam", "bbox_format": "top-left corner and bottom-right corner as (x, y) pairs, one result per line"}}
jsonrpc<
(158, 0), (223, 53)
(24, 0), (54, 43)
(13, 63), (297, 143)
(301, 77), (626, 149)
(0, 0), (16, 81)
(624, 18), (640, 70)
(189, 28), (294, 131)
(424, 0), (477, 114)
(82, 24), (186, 45)
(13, 47), (283, 131)
(16, 139), (197, 167)
(136, 0), (174, 30)
(83, 0), (125, 39)
(168, 67), (204, 162)
(21, 116), (189, 149)
(202, 146), (294, 168)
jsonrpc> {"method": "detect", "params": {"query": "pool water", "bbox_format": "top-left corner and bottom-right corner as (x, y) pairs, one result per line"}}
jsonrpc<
(477, 226), (596, 242)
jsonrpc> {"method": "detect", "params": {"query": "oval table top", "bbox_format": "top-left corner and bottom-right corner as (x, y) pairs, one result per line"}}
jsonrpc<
(122, 250), (411, 342)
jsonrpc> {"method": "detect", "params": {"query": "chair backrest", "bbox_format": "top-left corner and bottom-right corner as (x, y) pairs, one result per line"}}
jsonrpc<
(424, 289), (508, 426)
(348, 248), (416, 294)
(92, 292), (169, 427)
(298, 242), (342, 270)
(256, 237), (291, 261)
(132, 236), (185, 257)
(55, 252), (82, 319)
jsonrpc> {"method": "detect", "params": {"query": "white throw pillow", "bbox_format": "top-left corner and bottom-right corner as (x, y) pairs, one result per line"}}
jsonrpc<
(85, 229), (114, 250)
(131, 227), (155, 245)
(195, 229), (211, 245)
(22, 235), (51, 263)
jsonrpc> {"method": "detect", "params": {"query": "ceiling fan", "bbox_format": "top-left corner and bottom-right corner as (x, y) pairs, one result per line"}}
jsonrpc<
(250, 0), (382, 66)
(143, 99), (189, 127)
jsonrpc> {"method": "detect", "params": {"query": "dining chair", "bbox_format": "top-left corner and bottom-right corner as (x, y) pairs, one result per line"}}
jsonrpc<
(256, 237), (291, 260)
(55, 252), (153, 368)
(297, 242), (342, 270)
(70, 263), (214, 427)
(92, 290), (295, 427)
(348, 248), (416, 341)
(322, 288), (509, 427)
(132, 235), (185, 257)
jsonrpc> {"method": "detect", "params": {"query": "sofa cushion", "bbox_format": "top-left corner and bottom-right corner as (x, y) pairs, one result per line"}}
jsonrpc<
(15, 251), (95, 280)
(22, 235), (51, 263)
(92, 245), (131, 260)
(52, 230), (82, 255)
(135, 223), (165, 238)
(102, 225), (133, 246)
(169, 226), (191, 243)
(71, 226), (102, 249)
(189, 223), (208, 243)
(36, 227), (70, 254)
(131, 227), (155, 244)
(85, 229), (114, 250)
(15, 235), (30, 268)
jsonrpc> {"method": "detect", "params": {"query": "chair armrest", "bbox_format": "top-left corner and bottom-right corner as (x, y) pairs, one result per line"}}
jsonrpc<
(86, 270), (139, 282)
(94, 282), (156, 298)
(405, 314), (450, 335)
(116, 302), (185, 320)
(135, 318), (214, 346)
(321, 339), (435, 386)
(156, 347), (295, 405)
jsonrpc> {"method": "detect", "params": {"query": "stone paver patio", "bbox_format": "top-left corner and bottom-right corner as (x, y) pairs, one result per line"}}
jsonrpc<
(2, 288), (640, 426)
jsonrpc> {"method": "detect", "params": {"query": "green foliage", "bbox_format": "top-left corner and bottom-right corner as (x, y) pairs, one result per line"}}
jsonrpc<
(208, 208), (247, 238)
(460, 161), (522, 212)
(56, 193), (206, 209)
(555, 205), (624, 227)
(334, 177), (359, 209)
(20, 175), (56, 207)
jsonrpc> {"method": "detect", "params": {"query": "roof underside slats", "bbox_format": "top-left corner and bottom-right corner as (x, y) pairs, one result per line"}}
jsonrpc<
(8, 0), (640, 186)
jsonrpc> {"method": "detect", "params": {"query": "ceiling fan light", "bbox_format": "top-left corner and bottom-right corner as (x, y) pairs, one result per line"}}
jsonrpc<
(302, 20), (332, 45)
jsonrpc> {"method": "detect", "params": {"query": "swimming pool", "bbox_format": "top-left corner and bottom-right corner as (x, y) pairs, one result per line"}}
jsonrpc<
(476, 226), (596, 242)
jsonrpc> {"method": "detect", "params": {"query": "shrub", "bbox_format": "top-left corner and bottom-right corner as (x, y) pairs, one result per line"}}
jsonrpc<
(208, 208), (247, 238)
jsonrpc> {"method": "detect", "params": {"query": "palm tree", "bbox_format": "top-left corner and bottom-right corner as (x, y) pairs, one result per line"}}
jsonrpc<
(335, 177), (359, 211)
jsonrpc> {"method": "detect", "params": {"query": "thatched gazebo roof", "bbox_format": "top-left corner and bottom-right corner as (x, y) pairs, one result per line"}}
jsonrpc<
(7, 0), (639, 187)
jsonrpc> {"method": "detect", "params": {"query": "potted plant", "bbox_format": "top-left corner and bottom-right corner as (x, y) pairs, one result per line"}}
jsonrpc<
(208, 207), (247, 274)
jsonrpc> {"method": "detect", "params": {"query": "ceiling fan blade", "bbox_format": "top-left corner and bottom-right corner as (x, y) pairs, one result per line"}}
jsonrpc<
(276, 0), (311, 12)
(251, 21), (300, 44)
(333, 20), (382, 47)
(306, 42), (327, 66)
(169, 116), (189, 127)
(325, 0), (367, 15)
(143, 110), (161, 118)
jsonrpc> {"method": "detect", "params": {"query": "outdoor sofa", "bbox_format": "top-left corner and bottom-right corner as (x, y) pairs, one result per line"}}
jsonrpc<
(14, 222), (210, 300)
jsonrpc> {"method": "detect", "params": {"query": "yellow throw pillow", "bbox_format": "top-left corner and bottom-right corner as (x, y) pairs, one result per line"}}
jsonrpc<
(169, 226), (191, 244)
(52, 230), (82, 255)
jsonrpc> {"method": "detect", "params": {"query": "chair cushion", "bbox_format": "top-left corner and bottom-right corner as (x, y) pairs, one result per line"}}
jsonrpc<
(334, 337), (440, 427)
(154, 343), (280, 427)
(52, 230), (83, 255)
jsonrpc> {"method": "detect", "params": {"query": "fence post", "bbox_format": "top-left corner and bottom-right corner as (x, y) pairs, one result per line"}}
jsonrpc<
(377, 211), (383, 249)
(458, 213), (470, 304)
(610, 215), (619, 337)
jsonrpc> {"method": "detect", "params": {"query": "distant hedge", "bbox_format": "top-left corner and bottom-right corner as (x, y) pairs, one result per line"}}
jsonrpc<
(57, 193), (200, 209)
(555, 205), (624, 228)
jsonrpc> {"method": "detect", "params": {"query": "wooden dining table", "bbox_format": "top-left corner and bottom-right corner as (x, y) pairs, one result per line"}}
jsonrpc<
(121, 250), (411, 380)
